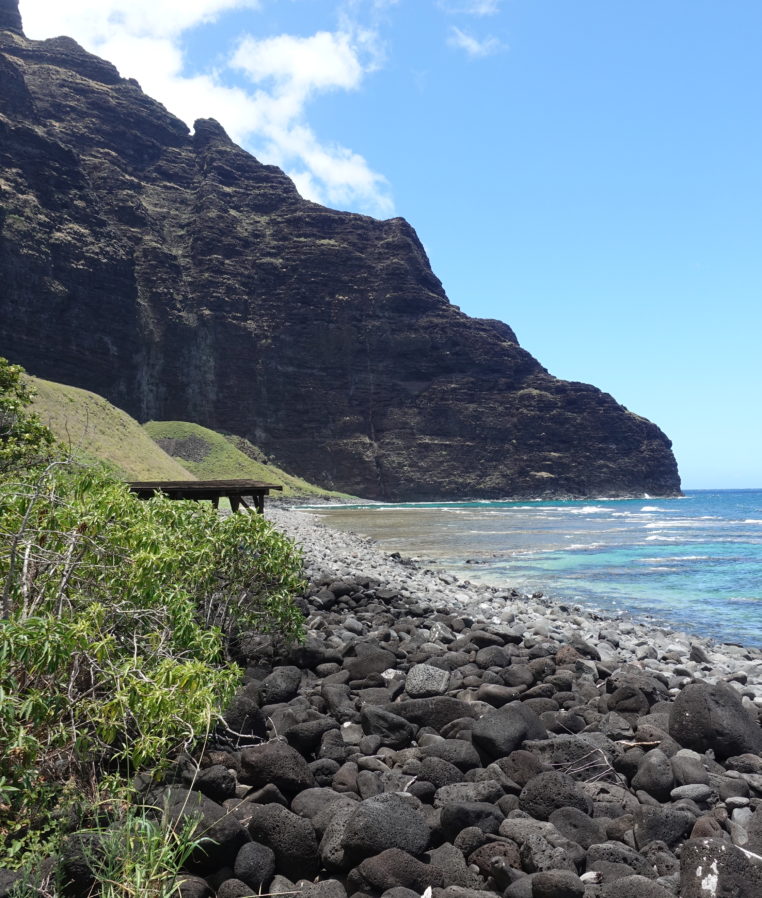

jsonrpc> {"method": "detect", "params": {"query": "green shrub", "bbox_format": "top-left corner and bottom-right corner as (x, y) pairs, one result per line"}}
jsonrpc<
(0, 361), (306, 867)
(0, 358), (54, 472)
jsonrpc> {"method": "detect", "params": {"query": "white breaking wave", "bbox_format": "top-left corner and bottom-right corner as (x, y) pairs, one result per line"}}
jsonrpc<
(639, 556), (712, 563)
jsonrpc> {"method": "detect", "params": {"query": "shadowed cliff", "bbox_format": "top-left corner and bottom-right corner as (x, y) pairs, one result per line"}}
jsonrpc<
(0, 2), (681, 499)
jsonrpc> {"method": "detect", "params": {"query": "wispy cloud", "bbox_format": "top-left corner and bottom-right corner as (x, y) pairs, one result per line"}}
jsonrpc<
(231, 29), (392, 213)
(19, 0), (393, 216)
(439, 0), (502, 16)
(448, 25), (504, 58)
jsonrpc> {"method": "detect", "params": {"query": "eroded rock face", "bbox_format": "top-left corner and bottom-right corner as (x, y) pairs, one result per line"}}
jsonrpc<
(0, 4), (681, 500)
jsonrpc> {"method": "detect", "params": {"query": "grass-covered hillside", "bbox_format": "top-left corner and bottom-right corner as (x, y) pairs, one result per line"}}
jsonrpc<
(27, 377), (195, 480)
(144, 420), (354, 499)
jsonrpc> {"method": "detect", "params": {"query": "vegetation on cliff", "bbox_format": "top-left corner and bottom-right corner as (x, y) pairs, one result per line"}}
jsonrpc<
(0, 359), (305, 873)
(144, 420), (354, 499)
(26, 377), (196, 481)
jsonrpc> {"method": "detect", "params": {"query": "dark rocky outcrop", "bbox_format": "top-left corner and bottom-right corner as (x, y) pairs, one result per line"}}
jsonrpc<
(0, 1), (681, 500)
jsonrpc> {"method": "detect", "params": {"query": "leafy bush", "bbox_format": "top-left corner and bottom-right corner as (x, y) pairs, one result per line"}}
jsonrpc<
(0, 358), (54, 472)
(0, 360), (306, 867)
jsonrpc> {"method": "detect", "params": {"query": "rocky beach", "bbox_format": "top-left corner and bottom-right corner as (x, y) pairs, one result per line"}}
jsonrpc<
(118, 505), (762, 898)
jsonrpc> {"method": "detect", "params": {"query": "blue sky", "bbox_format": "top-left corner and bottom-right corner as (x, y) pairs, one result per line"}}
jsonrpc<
(19, 0), (762, 489)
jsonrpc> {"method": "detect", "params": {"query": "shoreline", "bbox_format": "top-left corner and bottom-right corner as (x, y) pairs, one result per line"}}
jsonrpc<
(92, 501), (762, 898)
(266, 505), (762, 676)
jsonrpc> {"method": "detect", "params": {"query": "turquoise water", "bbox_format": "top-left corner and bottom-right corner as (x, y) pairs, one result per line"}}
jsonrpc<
(302, 490), (762, 647)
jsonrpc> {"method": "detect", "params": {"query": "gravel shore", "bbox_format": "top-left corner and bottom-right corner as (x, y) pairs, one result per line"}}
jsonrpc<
(115, 504), (762, 898)
(266, 506), (762, 693)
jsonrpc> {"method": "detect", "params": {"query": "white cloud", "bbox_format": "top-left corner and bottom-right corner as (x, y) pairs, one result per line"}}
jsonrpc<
(448, 25), (504, 58)
(18, 0), (393, 216)
(21, 0), (260, 42)
(439, 0), (502, 16)
(233, 31), (364, 95)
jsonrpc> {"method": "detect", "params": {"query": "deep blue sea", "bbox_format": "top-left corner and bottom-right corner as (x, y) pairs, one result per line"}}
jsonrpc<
(302, 490), (762, 648)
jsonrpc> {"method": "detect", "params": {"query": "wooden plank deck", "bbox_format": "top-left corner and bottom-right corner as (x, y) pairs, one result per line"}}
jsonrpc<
(127, 479), (283, 513)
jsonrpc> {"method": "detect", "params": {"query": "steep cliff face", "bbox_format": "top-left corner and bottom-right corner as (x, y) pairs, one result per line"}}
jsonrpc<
(0, 4), (681, 500)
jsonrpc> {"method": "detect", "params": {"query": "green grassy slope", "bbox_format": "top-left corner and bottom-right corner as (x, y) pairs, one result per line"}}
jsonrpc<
(143, 421), (354, 499)
(27, 377), (196, 480)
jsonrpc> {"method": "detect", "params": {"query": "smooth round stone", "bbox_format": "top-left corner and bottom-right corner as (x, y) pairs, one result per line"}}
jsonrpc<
(669, 784), (714, 803)
(725, 796), (751, 810)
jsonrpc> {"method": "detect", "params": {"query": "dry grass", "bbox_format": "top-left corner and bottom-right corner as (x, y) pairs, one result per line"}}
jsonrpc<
(26, 377), (195, 480)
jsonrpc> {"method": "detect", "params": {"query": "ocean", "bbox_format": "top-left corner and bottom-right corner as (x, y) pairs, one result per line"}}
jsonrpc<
(301, 489), (762, 648)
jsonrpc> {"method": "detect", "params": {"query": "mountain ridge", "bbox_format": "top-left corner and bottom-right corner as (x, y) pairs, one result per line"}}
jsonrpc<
(0, 1), (681, 500)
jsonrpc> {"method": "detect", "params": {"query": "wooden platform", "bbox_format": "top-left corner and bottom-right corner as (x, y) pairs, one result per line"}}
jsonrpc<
(127, 479), (283, 513)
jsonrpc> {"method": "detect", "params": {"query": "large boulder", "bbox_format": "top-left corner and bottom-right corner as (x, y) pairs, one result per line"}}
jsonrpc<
(680, 838), (762, 897)
(239, 739), (316, 795)
(381, 698), (480, 733)
(361, 706), (418, 749)
(246, 803), (319, 881)
(347, 848), (445, 894)
(471, 703), (547, 761)
(519, 772), (592, 821)
(341, 794), (431, 862)
(163, 788), (248, 872)
(668, 682), (762, 760)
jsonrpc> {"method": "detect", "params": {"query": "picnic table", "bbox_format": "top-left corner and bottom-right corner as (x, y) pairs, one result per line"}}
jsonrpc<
(127, 479), (283, 513)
